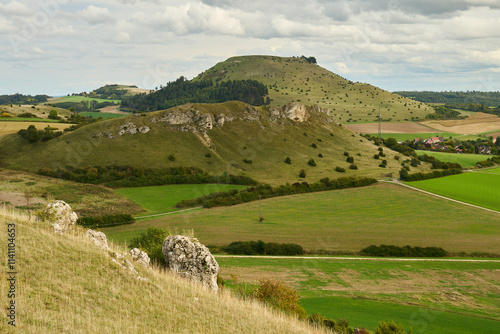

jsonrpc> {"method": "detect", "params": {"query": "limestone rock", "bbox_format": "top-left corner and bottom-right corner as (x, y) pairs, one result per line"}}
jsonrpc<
(270, 102), (309, 122)
(84, 229), (110, 250)
(39, 200), (78, 233)
(130, 248), (151, 268)
(162, 235), (219, 293)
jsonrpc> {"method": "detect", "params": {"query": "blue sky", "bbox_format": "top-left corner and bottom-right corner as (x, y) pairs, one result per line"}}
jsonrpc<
(1, 0), (499, 96)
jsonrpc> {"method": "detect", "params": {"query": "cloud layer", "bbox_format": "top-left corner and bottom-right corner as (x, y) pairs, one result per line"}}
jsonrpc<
(1, 0), (499, 95)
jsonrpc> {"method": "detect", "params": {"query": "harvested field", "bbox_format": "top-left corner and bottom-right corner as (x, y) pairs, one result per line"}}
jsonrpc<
(98, 105), (128, 114)
(421, 112), (500, 134)
(0, 121), (72, 137)
(344, 122), (439, 134)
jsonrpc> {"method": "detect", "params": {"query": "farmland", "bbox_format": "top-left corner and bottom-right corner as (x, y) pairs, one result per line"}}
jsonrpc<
(405, 172), (500, 211)
(421, 112), (500, 135)
(343, 122), (438, 134)
(49, 95), (121, 104)
(416, 151), (493, 168)
(217, 256), (500, 333)
(116, 183), (249, 216)
(102, 183), (500, 251)
(79, 112), (128, 119)
(0, 121), (72, 138)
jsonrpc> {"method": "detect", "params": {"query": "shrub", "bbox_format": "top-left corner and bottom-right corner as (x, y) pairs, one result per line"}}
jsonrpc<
(77, 214), (135, 228)
(374, 154), (380, 159)
(48, 109), (61, 120)
(349, 164), (358, 170)
(308, 159), (316, 166)
(222, 240), (304, 256)
(167, 154), (176, 162)
(343, 151), (349, 156)
(254, 279), (306, 317)
(284, 156), (291, 164)
(335, 167), (346, 172)
(311, 143), (317, 148)
(360, 244), (447, 257)
(128, 227), (170, 266)
(318, 153), (323, 158)
(243, 158), (252, 164)
(205, 153), (211, 158)
(346, 156), (354, 163)
(374, 321), (412, 334)
(299, 169), (306, 178)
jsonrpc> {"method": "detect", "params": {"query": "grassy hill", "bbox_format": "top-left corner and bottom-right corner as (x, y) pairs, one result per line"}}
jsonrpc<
(195, 56), (432, 122)
(0, 208), (326, 333)
(0, 101), (432, 185)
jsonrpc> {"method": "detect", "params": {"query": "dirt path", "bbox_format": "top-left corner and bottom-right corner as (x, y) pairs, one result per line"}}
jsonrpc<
(214, 255), (500, 262)
(135, 206), (202, 219)
(381, 179), (500, 214)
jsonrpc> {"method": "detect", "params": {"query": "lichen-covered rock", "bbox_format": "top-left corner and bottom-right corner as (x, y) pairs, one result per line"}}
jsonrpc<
(130, 248), (151, 268)
(39, 200), (78, 233)
(162, 235), (219, 293)
(84, 229), (110, 250)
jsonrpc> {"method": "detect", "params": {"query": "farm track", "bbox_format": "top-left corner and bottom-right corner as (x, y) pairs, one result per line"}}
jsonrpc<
(135, 206), (203, 219)
(214, 255), (500, 262)
(382, 179), (500, 214)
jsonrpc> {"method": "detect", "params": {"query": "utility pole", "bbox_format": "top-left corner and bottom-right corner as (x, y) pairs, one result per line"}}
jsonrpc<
(378, 107), (382, 140)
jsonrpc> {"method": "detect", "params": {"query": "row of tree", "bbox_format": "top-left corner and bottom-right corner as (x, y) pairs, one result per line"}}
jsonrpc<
(0, 93), (49, 105)
(121, 76), (269, 112)
(360, 244), (447, 257)
(37, 165), (258, 187)
(395, 90), (500, 107)
(18, 125), (63, 143)
(176, 177), (377, 209)
(222, 240), (304, 256)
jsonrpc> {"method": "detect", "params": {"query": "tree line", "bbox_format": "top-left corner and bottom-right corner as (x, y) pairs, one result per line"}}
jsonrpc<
(176, 177), (377, 209)
(37, 165), (258, 187)
(0, 93), (49, 105)
(120, 76), (269, 112)
(395, 90), (500, 107)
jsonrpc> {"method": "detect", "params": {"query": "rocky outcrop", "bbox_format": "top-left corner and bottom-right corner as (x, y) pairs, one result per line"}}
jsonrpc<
(84, 229), (110, 250)
(129, 248), (151, 269)
(270, 102), (309, 122)
(117, 123), (150, 136)
(162, 235), (219, 293)
(39, 200), (78, 234)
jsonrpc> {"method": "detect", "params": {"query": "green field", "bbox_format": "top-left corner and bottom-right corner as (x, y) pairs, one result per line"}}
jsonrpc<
(477, 167), (500, 174)
(216, 256), (500, 332)
(416, 150), (494, 168)
(116, 183), (249, 216)
(102, 183), (500, 251)
(52, 96), (121, 104)
(406, 172), (500, 211)
(79, 112), (128, 119)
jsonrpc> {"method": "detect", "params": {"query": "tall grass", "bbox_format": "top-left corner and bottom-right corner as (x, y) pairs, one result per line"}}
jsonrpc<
(0, 207), (327, 333)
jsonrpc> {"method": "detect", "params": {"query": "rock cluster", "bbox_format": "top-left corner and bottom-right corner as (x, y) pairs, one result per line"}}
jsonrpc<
(270, 102), (309, 122)
(117, 123), (150, 136)
(84, 229), (110, 250)
(129, 248), (151, 268)
(162, 235), (219, 293)
(39, 200), (78, 233)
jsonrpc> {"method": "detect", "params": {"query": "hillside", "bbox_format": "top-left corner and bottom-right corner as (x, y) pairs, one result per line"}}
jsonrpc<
(0, 101), (432, 185)
(195, 56), (432, 122)
(0, 207), (326, 333)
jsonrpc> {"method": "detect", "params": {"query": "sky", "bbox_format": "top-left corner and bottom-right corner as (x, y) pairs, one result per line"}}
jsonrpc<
(1, 0), (499, 96)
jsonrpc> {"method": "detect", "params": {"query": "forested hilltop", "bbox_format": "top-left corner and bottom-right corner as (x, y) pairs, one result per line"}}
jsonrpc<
(395, 91), (500, 107)
(121, 77), (268, 112)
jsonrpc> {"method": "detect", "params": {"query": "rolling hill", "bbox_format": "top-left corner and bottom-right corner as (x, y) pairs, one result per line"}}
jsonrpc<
(0, 101), (432, 185)
(194, 55), (432, 122)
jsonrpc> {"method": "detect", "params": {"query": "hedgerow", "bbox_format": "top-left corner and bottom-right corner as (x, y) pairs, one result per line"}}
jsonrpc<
(77, 214), (135, 228)
(222, 240), (304, 256)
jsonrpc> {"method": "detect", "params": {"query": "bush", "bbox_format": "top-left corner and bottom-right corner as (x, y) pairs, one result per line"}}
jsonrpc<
(349, 164), (358, 170)
(77, 214), (135, 228)
(243, 158), (252, 164)
(284, 156), (291, 164)
(335, 167), (346, 173)
(374, 321), (412, 334)
(344, 151), (350, 156)
(254, 279), (306, 317)
(308, 158), (316, 166)
(128, 227), (170, 266)
(167, 154), (176, 162)
(374, 154), (380, 159)
(299, 169), (306, 178)
(222, 240), (304, 256)
(346, 156), (354, 163)
(318, 153), (323, 158)
(361, 244), (447, 257)
(311, 143), (317, 148)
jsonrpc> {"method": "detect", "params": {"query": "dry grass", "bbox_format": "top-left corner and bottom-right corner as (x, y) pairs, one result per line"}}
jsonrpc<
(0, 122), (72, 138)
(0, 208), (327, 334)
(344, 122), (439, 134)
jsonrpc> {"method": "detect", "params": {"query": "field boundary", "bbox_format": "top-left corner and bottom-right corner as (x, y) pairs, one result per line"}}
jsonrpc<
(383, 179), (500, 214)
(214, 255), (500, 262)
(135, 206), (203, 219)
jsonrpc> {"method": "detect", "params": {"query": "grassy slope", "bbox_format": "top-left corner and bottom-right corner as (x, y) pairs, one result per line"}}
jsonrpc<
(79, 112), (128, 119)
(0, 101), (432, 185)
(0, 208), (326, 334)
(0, 104), (70, 119)
(195, 55), (432, 122)
(217, 257), (500, 330)
(116, 184), (249, 216)
(102, 183), (500, 251)
(405, 172), (500, 211)
(0, 169), (142, 217)
(49, 96), (121, 104)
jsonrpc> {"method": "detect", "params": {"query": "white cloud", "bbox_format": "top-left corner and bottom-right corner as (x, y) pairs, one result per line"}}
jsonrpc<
(80, 5), (115, 24)
(0, 1), (32, 16)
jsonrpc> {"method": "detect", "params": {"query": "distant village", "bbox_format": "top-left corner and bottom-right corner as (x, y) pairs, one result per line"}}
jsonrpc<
(411, 135), (498, 155)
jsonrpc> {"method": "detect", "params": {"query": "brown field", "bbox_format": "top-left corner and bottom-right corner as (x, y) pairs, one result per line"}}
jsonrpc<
(421, 112), (500, 134)
(98, 105), (128, 114)
(0, 121), (72, 137)
(344, 122), (439, 134)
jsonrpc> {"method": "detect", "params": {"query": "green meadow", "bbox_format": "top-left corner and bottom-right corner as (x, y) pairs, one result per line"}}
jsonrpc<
(477, 167), (500, 174)
(216, 256), (500, 332)
(103, 183), (500, 251)
(115, 183), (249, 216)
(53, 95), (121, 104)
(416, 150), (493, 168)
(406, 172), (500, 211)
